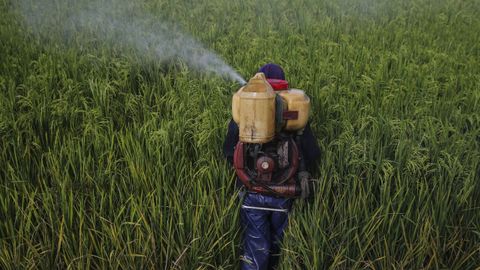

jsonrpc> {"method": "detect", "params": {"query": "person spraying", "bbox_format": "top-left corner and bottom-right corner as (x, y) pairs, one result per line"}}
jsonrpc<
(223, 63), (320, 269)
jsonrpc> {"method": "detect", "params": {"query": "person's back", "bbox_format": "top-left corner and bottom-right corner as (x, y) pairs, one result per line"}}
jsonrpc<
(223, 63), (320, 269)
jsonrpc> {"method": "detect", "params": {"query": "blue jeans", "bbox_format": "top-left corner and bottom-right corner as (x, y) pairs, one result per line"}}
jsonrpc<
(240, 192), (293, 270)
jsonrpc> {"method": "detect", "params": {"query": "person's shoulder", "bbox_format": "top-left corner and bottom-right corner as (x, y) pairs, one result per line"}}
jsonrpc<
(226, 119), (239, 136)
(228, 119), (238, 129)
(303, 121), (314, 133)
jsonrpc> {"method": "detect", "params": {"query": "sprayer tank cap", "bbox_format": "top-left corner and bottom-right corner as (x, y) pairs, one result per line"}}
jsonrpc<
(242, 72), (273, 93)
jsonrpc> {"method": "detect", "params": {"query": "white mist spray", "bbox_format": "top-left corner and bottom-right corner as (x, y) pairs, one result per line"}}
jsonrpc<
(15, 0), (246, 84)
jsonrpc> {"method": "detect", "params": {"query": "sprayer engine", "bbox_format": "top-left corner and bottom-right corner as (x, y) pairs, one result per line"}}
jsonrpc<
(234, 135), (301, 197)
(231, 73), (312, 197)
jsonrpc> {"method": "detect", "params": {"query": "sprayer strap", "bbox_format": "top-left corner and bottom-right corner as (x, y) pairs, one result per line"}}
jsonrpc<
(241, 205), (289, 213)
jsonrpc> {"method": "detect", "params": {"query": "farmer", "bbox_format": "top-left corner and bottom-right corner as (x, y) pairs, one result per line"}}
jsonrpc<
(223, 63), (321, 270)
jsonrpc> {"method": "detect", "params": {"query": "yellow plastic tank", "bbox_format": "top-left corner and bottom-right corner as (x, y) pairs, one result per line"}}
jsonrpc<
(278, 89), (310, 131)
(232, 73), (276, 143)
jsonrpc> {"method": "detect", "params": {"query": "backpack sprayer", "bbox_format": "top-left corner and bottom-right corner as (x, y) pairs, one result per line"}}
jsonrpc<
(232, 73), (314, 198)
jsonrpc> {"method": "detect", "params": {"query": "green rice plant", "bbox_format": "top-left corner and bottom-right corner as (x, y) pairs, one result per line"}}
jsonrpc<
(0, 0), (479, 269)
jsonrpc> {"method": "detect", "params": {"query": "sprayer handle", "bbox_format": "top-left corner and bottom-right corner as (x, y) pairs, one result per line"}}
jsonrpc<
(299, 171), (314, 200)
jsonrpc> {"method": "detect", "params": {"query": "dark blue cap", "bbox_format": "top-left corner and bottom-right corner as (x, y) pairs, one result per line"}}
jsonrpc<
(258, 63), (285, 80)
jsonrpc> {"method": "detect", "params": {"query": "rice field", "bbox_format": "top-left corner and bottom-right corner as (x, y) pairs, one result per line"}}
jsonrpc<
(1, 0), (479, 269)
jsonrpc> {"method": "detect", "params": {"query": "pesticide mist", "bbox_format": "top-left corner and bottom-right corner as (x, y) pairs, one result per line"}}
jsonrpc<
(15, 0), (246, 84)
